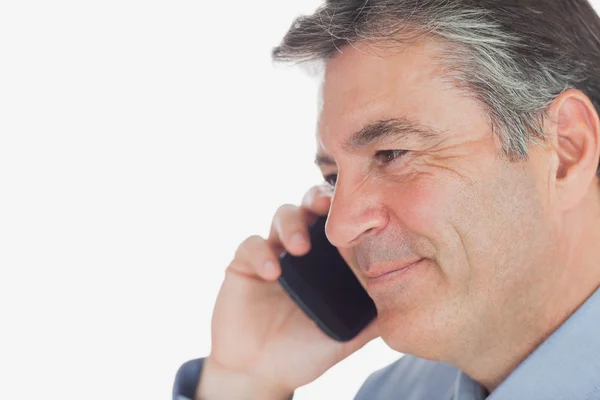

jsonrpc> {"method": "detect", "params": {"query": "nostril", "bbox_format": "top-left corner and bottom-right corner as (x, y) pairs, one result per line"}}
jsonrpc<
(353, 225), (382, 244)
(362, 227), (377, 237)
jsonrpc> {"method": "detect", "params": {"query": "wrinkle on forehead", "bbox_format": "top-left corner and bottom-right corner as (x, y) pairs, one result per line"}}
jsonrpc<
(315, 37), (485, 158)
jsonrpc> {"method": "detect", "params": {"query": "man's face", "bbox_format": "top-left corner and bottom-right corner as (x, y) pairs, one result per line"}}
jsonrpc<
(317, 39), (558, 361)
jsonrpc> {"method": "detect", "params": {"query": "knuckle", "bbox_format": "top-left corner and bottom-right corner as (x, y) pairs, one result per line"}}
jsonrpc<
(302, 185), (332, 208)
(234, 235), (264, 258)
(274, 203), (297, 218)
(245, 234), (265, 245)
(225, 259), (251, 274)
(315, 183), (334, 199)
(273, 204), (301, 232)
(300, 189), (316, 206)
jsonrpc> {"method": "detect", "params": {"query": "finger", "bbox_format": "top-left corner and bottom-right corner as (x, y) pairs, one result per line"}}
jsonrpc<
(300, 184), (333, 216)
(229, 235), (282, 281)
(267, 204), (311, 256)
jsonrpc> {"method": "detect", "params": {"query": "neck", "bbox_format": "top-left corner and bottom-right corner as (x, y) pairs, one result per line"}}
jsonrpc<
(457, 191), (600, 393)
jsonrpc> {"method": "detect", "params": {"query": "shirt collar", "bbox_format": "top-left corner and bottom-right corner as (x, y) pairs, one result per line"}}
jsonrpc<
(454, 286), (600, 400)
(454, 369), (488, 400)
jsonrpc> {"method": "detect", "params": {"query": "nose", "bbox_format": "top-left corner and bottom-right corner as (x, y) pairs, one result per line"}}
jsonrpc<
(324, 175), (389, 248)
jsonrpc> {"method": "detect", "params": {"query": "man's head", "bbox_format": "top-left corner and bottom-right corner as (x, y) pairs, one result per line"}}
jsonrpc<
(273, 0), (600, 380)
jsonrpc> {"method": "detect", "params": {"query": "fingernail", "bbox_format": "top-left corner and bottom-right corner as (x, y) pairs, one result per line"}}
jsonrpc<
(264, 260), (276, 272)
(291, 233), (307, 247)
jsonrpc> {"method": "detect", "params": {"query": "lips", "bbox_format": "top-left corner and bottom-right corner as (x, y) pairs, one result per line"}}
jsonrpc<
(362, 258), (424, 280)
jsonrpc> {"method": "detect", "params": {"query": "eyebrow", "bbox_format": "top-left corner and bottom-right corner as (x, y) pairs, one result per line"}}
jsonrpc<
(314, 117), (443, 167)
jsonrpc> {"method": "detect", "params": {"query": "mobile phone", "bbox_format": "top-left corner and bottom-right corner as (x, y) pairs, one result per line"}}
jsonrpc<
(277, 215), (377, 342)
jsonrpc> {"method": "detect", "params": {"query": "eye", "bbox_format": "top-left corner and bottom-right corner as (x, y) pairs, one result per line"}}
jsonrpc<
(375, 149), (408, 164)
(323, 173), (337, 188)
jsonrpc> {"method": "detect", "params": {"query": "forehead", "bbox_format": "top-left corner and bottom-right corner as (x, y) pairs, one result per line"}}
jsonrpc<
(316, 38), (466, 153)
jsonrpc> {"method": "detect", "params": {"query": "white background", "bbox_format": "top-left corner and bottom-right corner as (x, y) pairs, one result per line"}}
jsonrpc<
(1, 1), (599, 399)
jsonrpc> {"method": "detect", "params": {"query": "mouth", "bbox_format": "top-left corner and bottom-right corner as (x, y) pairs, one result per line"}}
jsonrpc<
(364, 258), (425, 286)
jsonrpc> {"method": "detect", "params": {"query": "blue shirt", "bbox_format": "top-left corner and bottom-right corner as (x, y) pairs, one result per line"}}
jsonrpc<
(174, 286), (600, 399)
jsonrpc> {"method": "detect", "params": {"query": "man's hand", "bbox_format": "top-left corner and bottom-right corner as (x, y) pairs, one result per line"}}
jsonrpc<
(197, 185), (379, 400)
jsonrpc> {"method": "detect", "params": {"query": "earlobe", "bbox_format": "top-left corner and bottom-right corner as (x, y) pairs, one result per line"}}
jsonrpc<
(549, 89), (600, 210)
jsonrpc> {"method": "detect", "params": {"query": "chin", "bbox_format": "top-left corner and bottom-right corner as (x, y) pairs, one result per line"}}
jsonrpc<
(376, 309), (419, 352)
(376, 306), (453, 362)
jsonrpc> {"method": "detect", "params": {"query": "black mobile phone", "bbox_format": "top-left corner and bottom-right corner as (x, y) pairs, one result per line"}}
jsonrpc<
(277, 215), (377, 342)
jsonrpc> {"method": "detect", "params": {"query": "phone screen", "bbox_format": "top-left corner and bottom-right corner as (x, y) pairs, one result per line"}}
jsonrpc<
(278, 215), (377, 341)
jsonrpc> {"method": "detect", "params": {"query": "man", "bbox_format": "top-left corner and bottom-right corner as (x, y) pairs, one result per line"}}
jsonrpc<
(174, 0), (600, 398)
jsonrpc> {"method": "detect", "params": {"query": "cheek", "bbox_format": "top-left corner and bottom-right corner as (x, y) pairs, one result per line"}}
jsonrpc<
(375, 175), (469, 352)
(381, 171), (477, 289)
(403, 185), (445, 233)
(456, 168), (548, 279)
(383, 174), (458, 248)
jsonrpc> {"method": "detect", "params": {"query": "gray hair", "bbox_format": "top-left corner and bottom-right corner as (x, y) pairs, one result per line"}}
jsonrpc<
(272, 0), (600, 175)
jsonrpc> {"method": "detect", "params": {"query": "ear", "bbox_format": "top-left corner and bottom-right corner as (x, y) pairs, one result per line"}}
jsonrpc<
(544, 89), (600, 211)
